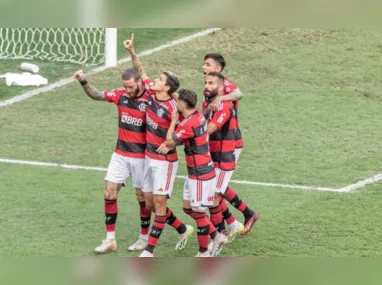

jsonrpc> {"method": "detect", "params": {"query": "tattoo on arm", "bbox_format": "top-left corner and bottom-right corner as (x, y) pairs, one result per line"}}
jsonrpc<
(131, 50), (149, 81)
(82, 83), (105, 101)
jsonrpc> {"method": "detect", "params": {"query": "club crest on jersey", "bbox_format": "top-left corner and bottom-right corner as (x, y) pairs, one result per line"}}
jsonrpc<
(157, 108), (165, 118)
(138, 103), (147, 112)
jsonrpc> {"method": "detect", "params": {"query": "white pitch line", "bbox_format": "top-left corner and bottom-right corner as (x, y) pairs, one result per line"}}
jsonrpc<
(0, 28), (221, 107)
(0, 158), (340, 192)
(338, 173), (382, 192)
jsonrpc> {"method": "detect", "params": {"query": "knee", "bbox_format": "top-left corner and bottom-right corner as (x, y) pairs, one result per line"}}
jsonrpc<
(135, 188), (144, 202)
(213, 193), (221, 206)
(153, 195), (167, 211)
(104, 182), (120, 200)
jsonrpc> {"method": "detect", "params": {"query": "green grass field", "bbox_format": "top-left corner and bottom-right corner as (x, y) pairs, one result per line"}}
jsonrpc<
(1, 28), (382, 257)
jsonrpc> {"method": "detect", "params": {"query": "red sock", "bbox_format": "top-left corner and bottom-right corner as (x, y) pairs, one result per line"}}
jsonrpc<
(166, 207), (187, 234)
(209, 205), (225, 233)
(224, 187), (250, 213)
(139, 201), (152, 235)
(105, 199), (118, 232)
(191, 211), (210, 251)
(219, 197), (236, 225)
(146, 215), (166, 253)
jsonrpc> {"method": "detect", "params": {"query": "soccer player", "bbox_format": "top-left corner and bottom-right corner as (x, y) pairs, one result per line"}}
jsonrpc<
(203, 54), (259, 238)
(73, 67), (153, 254)
(123, 34), (194, 257)
(157, 89), (228, 257)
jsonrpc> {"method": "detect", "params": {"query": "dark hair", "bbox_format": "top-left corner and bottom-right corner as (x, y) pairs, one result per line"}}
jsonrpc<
(163, 71), (180, 95)
(204, 53), (226, 71)
(121, 68), (140, 81)
(178, 89), (197, 108)
(206, 71), (225, 85)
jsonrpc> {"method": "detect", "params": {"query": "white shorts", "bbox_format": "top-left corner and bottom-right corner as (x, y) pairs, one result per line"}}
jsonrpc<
(183, 177), (215, 208)
(142, 157), (178, 197)
(215, 168), (234, 194)
(104, 152), (145, 188)
(234, 148), (242, 164)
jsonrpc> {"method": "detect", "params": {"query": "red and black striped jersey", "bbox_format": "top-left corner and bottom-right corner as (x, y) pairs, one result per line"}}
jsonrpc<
(145, 91), (178, 162)
(223, 77), (243, 149)
(203, 100), (236, 171)
(172, 109), (216, 181)
(104, 79), (153, 159)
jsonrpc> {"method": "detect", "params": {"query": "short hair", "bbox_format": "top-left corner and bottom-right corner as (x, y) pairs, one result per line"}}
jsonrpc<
(121, 68), (140, 81)
(206, 71), (225, 85)
(204, 53), (226, 71)
(163, 71), (180, 95)
(178, 89), (197, 108)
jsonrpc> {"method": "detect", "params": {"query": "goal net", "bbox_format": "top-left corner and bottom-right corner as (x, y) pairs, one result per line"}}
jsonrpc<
(0, 28), (113, 66)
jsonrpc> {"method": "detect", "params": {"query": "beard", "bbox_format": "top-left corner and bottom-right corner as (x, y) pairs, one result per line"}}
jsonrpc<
(203, 87), (219, 102)
(128, 86), (141, 98)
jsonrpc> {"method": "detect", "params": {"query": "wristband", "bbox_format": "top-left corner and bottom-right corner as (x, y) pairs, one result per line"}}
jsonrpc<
(80, 79), (88, 86)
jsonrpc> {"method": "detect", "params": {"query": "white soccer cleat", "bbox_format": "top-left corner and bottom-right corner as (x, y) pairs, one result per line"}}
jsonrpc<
(208, 239), (213, 252)
(226, 221), (244, 243)
(139, 250), (154, 257)
(94, 239), (117, 254)
(128, 238), (148, 252)
(195, 251), (211, 257)
(210, 232), (227, 257)
(175, 225), (194, 251)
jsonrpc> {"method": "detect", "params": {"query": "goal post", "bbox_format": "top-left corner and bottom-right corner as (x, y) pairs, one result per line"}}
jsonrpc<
(104, 28), (117, 67)
(0, 28), (118, 67)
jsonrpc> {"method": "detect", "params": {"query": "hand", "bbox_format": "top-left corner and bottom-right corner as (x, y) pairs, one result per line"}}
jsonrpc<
(74, 70), (85, 82)
(210, 97), (222, 112)
(123, 33), (135, 52)
(171, 109), (179, 122)
(157, 143), (171, 155)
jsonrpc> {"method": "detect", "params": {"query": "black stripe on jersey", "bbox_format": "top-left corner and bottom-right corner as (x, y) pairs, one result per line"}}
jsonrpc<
(147, 124), (167, 139)
(184, 142), (209, 156)
(148, 97), (171, 121)
(118, 96), (148, 112)
(117, 140), (146, 153)
(187, 162), (216, 179)
(235, 128), (243, 140)
(146, 142), (176, 155)
(210, 151), (235, 163)
(209, 129), (235, 141)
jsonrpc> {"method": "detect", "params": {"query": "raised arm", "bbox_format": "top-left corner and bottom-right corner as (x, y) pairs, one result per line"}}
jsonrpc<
(74, 70), (105, 101)
(123, 33), (149, 81)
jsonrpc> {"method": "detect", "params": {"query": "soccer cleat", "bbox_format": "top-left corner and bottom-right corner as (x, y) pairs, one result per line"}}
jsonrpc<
(210, 232), (227, 257)
(195, 251), (211, 257)
(242, 212), (259, 236)
(208, 240), (213, 252)
(94, 239), (117, 254)
(128, 238), (148, 252)
(226, 221), (244, 243)
(175, 225), (194, 251)
(139, 250), (154, 257)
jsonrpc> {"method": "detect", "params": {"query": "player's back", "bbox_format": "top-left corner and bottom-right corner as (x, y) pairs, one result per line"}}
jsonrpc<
(145, 94), (178, 162)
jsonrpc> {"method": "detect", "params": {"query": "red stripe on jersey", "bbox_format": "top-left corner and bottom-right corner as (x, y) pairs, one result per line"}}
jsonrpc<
(223, 77), (244, 148)
(173, 109), (216, 181)
(204, 101), (236, 171)
(146, 94), (178, 161)
(104, 83), (152, 159)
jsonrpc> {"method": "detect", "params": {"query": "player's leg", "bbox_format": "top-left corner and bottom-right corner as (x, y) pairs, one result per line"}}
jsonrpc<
(225, 147), (259, 235)
(208, 168), (227, 234)
(216, 169), (245, 243)
(128, 157), (153, 251)
(95, 152), (129, 254)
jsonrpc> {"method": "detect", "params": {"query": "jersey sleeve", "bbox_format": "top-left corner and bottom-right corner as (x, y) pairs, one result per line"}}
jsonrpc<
(223, 79), (238, 95)
(103, 89), (123, 104)
(210, 102), (232, 129)
(172, 122), (194, 144)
